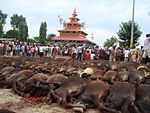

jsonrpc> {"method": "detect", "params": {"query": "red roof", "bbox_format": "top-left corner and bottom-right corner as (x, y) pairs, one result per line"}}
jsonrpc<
(58, 29), (81, 32)
(53, 36), (87, 41)
(58, 29), (88, 35)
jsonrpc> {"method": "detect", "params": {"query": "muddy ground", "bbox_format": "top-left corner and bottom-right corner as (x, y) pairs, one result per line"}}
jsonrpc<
(0, 89), (100, 113)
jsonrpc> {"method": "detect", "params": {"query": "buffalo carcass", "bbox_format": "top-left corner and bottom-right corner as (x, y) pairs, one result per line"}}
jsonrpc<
(73, 80), (120, 113)
(90, 69), (105, 80)
(22, 73), (50, 97)
(52, 75), (88, 108)
(99, 70), (118, 84)
(0, 66), (16, 88)
(128, 70), (145, 84)
(0, 66), (15, 81)
(46, 74), (68, 102)
(11, 70), (35, 96)
(134, 84), (150, 113)
(46, 74), (68, 88)
(80, 68), (94, 78)
(105, 82), (136, 113)
(137, 65), (150, 84)
(142, 75), (150, 84)
(115, 71), (129, 82)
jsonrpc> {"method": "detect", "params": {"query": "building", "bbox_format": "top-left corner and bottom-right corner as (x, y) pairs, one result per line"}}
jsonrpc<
(53, 9), (96, 47)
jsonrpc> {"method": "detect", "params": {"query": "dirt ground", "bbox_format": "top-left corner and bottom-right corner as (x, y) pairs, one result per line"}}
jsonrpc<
(0, 88), (73, 113)
(0, 89), (100, 113)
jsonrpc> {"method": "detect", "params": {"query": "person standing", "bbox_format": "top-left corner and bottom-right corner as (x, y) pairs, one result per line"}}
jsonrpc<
(31, 44), (36, 59)
(51, 45), (57, 59)
(77, 44), (83, 61)
(39, 45), (44, 58)
(109, 46), (116, 61)
(130, 46), (138, 62)
(71, 45), (77, 59)
(15, 42), (20, 56)
(0, 43), (3, 56)
(124, 46), (130, 63)
(143, 34), (150, 63)
(3, 40), (7, 55)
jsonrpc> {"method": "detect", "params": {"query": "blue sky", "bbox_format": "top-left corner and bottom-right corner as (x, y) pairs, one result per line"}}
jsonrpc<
(0, 0), (150, 46)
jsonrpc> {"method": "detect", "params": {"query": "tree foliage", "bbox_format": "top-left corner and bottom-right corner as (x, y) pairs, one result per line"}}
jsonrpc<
(104, 36), (118, 48)
(27, 38), (35, 44)
(39, 22), (47, 44)
(19, 22), (28, 42)
(0, 10), (7, 37)
(10, 14), (28, 41)
(47, 33), (56, 42)
(24, 24), (28, 41)
(10, 14), (26, 30)
(117, 21), (142, 47)
(33, 36), (40, 43)
(5, 29), (19, 39)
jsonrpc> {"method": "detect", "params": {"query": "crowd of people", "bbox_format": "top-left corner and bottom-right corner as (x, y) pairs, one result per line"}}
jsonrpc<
(0, 34), (149, 64)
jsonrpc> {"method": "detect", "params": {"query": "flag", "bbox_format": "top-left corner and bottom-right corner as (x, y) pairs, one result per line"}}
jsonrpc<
(130, 37), (133, 48)
(58, 15), (63, 25)
(81, 22), (85, 29)
(91, 33), (94, 40)
(148, 11), (150, 15)
(63, 20), (66, 28)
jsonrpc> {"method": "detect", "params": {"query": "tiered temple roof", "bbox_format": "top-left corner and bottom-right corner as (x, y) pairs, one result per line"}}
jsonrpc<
(53, 8), (96, 46)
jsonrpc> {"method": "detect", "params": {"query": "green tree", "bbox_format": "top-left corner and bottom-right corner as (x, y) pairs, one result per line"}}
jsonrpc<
(104, 36), (118, 48)
(5, 29), (19, 39)
(39, 21), (47, 44)
(24, 24), (28, 42)
(10, 14), (26, 30)
(46, 33), (56, 43)
(19, 22), (26, 41)
(117, 21), (142, 47)
(0, 10), (7, 37)
(33, 36), (40, 43)
(10, 14), (28, 41)
(27, 38), (35, 44)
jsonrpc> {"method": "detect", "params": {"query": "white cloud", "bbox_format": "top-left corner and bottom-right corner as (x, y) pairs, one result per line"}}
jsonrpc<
(86, 28), (117, 46)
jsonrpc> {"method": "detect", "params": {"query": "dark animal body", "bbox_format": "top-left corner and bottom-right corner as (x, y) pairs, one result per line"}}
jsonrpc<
(76, 80), (120, 113)
(135, 84), (150, 113)
(52, 75), (88, 108)
(105, 82), (136, 113)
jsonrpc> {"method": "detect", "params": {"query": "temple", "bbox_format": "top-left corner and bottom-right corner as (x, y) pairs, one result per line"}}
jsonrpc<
(53, 8), (96, 46)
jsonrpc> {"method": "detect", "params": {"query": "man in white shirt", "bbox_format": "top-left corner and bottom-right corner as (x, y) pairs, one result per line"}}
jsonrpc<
(39, 46), (44, 58)
(143, 34), (150, 63)
(124, 46), (130, 62)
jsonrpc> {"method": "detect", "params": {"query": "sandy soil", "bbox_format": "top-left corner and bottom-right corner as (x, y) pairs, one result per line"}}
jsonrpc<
(0, 89), (73, 113)
(0, 89), (100, 113)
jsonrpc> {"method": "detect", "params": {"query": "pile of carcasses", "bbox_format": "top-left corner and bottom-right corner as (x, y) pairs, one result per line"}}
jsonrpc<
(0, 56), (150, 113)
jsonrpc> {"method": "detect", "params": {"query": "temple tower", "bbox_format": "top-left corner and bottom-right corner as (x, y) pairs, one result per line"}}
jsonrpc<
(53, 8), (95, 46)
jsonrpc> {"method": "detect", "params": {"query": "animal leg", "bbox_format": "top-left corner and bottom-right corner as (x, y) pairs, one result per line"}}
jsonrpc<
(52, 92), (63, 104)
(121, 97), (134, 113)
(98, 102), (121, 113)
(131, 102), (141, 113)
(62, 96), (74, 108)
(12, 80), (24, 97)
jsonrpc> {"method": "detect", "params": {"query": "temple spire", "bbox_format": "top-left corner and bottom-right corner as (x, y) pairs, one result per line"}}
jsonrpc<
(72, 8), (77, 17)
